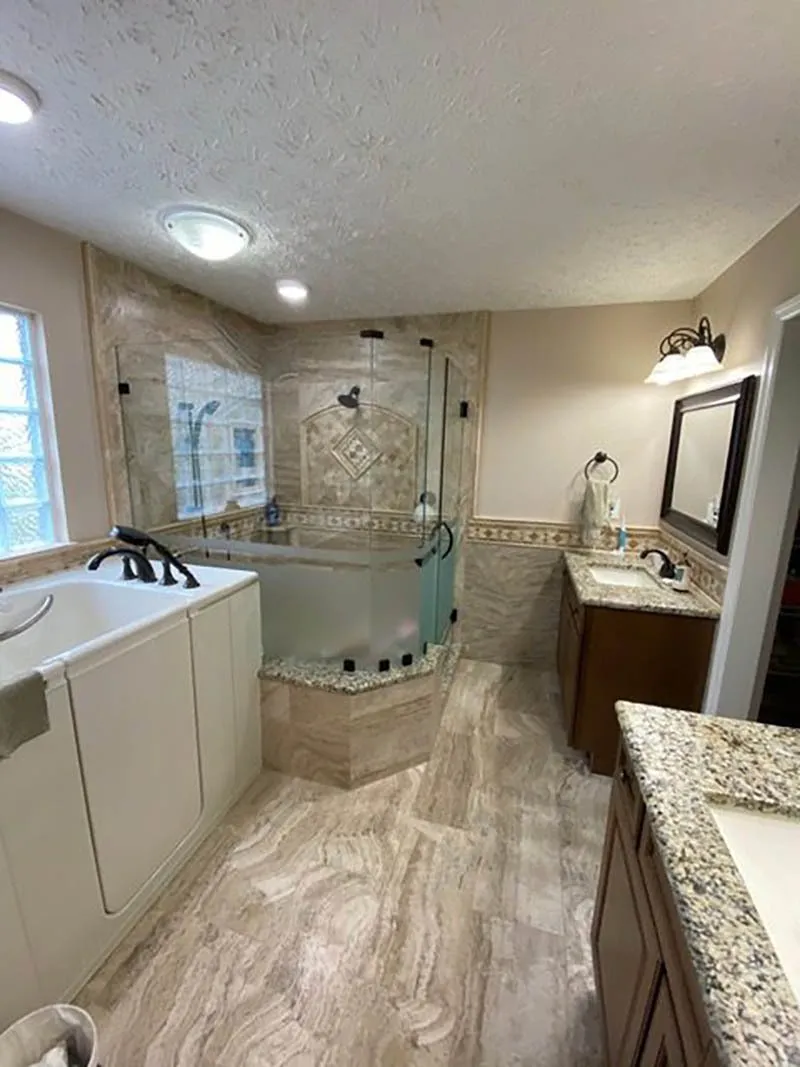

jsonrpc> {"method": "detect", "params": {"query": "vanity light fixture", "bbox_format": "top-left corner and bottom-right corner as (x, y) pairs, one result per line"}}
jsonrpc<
(162, 208), (251, 262)
(645, 316), (726, 386)
(0, 72), (40, 124)
(276, 279), (309, 306)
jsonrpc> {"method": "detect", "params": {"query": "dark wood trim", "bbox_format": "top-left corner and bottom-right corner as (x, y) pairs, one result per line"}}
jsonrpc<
(660, 375), (758, 556)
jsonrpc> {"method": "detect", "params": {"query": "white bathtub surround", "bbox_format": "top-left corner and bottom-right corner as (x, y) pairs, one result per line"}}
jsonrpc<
(0, 565), (262, 1030)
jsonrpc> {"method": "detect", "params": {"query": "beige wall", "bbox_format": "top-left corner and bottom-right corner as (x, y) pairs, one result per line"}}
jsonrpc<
(476, 301), (693, 526)
(696, 205), (800, 375)
(0, 209), (108, 540)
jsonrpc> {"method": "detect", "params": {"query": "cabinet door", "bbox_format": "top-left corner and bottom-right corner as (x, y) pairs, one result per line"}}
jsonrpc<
(230, 582), (263, 787)
(557, 583), (581, 738)
(592, 784), (661, 1066)
(637, 978), (687, 1067)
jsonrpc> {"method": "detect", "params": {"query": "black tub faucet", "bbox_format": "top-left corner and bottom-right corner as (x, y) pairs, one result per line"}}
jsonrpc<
(639, 548), (678, 580)
(86, 547), (157, 583)
(111, 525), (201, 589)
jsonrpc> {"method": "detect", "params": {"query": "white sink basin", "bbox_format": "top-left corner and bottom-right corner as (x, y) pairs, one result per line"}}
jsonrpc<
(588, 565), (658, 589)
(711, 804), (800, 1001)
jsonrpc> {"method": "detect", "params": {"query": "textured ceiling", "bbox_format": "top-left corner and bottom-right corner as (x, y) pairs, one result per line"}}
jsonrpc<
(2, 0), (800, 323)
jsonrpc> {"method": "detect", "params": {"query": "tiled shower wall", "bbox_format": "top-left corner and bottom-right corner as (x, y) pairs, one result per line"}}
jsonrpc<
(262, 314), (485, 522)
(84, 243), (485, 542)
(83, 244), (276, 527)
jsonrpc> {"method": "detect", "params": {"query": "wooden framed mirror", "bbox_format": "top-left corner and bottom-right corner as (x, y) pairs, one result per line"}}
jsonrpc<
(661, 375), (758, 555)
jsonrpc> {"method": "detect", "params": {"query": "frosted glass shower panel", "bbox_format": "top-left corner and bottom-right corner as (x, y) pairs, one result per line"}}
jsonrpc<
(259, 559), (372, 662)
(370, 553), (425, 664)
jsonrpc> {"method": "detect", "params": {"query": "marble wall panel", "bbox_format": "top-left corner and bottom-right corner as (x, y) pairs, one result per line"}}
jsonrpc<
(349, 674), (439, 787)
(0, 537), (112, 588)
(263, 312), (485, 521)
(83, 244), (276, 526)
(461, 543), (563, 667)
(300, 403), (419, 511)
(261, 669), (441, 789)
(659, 523), (728, 603)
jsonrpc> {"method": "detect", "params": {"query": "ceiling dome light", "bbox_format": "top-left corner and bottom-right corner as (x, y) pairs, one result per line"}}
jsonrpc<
(0, 72), (40, 125)
(163, 208), (251, 261)
(276, 279), (309, 306)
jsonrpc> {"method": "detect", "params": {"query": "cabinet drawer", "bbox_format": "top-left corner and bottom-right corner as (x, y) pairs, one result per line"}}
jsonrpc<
(615, 741), (644, 846)
(638, 819), (708, 1065)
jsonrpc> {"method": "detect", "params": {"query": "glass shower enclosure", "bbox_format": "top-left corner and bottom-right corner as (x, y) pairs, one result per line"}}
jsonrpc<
(116, 328), (467, 670)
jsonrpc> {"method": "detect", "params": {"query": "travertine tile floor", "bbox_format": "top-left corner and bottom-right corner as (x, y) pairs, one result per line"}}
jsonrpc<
(78, 661), (612, 1066)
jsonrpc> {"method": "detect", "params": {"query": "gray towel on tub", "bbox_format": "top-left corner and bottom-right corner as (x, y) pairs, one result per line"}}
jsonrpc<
(0, 671), (49, 759)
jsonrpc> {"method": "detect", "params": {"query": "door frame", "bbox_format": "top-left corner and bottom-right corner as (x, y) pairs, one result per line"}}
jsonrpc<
(703, 293), (800, 719)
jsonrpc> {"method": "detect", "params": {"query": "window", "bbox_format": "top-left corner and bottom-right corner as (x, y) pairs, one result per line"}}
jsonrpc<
(233, 427), (258, 488)
(0, 306), (64, 556)
(165, 354), (266, 517)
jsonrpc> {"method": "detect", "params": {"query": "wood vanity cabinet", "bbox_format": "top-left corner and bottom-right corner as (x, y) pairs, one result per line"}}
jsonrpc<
(636, 978), (687, 1067)
(592, 746), (715, 1067)
(557, 568), (716, 774)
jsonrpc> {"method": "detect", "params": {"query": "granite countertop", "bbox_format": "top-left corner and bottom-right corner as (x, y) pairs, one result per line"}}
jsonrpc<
(617, 702), (800, 1067)
(260, 643), (447, 694)
(564, 550), (720, 618)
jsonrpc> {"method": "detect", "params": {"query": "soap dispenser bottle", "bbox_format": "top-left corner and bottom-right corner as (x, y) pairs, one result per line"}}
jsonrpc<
(265, 495), (281, 527)
(616, 519), (628, 555)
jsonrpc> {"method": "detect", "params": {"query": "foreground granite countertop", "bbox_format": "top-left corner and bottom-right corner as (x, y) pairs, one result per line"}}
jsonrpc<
(617, 702), (800, 1067)
(564, 550), (720, 618)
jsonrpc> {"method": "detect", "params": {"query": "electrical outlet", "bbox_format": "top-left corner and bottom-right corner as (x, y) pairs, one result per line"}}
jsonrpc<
(608, 497), (621, 521)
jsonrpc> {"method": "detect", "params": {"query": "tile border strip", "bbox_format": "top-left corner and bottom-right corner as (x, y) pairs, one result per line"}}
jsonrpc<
(466, 517), (726, 605)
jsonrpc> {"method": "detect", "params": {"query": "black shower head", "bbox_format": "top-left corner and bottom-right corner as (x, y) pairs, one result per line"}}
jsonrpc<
(337, 386), (361, 409)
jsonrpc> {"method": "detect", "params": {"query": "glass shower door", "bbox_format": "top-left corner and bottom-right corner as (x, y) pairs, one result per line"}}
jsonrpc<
(418, 351), (446, 649)
(418, 353), (466, 648)
(435, 359), (466, 641)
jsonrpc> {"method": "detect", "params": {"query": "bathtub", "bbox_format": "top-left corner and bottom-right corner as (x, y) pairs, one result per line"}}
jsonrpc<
(0, 563), (262, 1029)
(0, 565), (251, 682)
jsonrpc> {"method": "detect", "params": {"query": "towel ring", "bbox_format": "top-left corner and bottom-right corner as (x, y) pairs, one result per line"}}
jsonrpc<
(584, 451), (619, 483)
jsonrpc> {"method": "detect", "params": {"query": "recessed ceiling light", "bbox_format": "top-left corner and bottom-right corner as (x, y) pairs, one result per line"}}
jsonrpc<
(0, 72), (40, 125)
(276, 279), (309, 306)
(162, 208), (251, 261)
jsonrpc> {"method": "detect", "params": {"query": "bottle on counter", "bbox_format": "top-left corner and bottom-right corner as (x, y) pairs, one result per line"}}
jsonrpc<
(264, 495), (281, 527)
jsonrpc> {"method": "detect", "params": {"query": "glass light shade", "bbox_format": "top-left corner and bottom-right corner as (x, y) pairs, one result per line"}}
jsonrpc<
(276, 279), (309, 305)
(0, 73), (40, 124)
(163, 209), (251, 261)
(682, 344), (721, 376)
(645, 352), (690, 385)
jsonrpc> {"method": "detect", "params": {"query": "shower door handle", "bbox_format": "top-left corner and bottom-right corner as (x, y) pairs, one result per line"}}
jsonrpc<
(439, 521), (454, 560)
(413, 521), (454, 567)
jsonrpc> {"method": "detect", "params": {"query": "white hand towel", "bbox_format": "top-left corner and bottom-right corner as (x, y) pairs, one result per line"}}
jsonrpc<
(581, 476), (610, 547)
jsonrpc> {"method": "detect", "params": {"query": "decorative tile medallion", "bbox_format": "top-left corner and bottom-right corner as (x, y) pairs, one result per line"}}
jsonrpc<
(330, 426), (383, 480)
